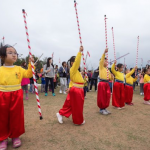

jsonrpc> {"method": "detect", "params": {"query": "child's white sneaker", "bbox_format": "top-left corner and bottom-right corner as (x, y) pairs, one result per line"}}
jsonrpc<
(63, 91), (66, 94)
(100, 109), (108, 115)
(140, 93), (143, 96)
(105, 109), (111, 114)
(56, 113), (63, 124)
(59, 90), (62, 94)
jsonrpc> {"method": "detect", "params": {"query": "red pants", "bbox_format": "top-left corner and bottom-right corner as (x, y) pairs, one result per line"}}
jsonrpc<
(0, 89), (25, 141)
(144, 84), (150, 101)
(59, 87), (84, 125)
(125, 85), (133, 104)
(97, 82), (111, 109)
(112, 82), (125, 107)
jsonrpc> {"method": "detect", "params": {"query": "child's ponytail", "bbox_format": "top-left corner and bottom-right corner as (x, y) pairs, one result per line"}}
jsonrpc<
(68, 56), (76, 67)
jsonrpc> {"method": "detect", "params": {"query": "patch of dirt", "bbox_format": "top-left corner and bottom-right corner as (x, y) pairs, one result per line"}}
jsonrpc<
(7, 86), (150, 150)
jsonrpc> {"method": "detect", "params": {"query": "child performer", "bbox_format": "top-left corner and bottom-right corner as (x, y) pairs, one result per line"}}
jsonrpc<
(125, 67), (138, 106)
(41, 74), (45, 93)
(0, 45), (34, 149)
(143, 68), (150, 105)
(58, 61), (68, 94)
(82, 70), (88, 98)
(56, 46), (85, 125)
(21, 62), (30, 100)
(97, 48), (113, 115)
(111, 62), (125, 109)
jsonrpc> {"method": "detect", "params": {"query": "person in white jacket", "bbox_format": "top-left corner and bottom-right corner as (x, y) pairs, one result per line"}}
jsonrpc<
(58, 61), (68, 94)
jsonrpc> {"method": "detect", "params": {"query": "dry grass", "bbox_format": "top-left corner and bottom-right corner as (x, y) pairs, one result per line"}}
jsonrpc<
(7, 86), (150, 150)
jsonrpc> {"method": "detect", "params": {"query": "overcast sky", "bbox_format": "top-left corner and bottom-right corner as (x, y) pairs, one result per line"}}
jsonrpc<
(0, 0), (150, 69)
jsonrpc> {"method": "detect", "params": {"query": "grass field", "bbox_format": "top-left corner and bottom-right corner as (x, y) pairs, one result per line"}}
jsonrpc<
(7, 86), (150, 150)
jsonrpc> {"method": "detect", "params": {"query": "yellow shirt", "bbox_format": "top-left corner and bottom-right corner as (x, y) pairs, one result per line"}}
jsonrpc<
(0, 63), (33, 92)
(125, 69), (137, 85)
(99, 53), (112, 80)
(111, 63), (124, 82)
(144, 74), (150, 83)
(69, 52), (84, 88)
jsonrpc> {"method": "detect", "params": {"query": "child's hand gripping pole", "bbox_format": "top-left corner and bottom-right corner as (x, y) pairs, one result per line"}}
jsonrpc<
(104, 15), (109, 80)
(22, 9), (43, 120)
(74, 0), (88, 81)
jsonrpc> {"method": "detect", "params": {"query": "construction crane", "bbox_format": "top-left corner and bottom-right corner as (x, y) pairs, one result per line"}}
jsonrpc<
(109, 53), (130, 65)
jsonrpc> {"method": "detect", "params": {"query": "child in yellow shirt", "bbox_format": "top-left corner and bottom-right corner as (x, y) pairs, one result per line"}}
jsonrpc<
(0, 45), (33, 150)
(143, 68), (150, 105)
(57, 46), (85, 125)
(125, 67), (137, 106)
(97, 48), (113, 115)
(111, 61), (125, 109)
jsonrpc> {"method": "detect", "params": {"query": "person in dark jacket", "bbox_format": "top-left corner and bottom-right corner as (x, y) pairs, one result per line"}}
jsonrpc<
(66, 64), (70, 88)
(54, 65), (59, 88)
(87, 70), (92, 91)
(58, 61), (68, 94)
(90, 67), (99, 91)
(35, 70), (39, 83)
(29, 77), (34, 93)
